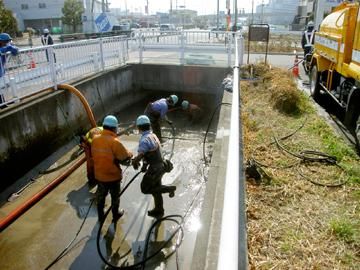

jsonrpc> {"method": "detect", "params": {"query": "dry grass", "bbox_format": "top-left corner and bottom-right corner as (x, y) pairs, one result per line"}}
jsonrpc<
(242, 65), (360, 269)
(242, 33), (302, 53)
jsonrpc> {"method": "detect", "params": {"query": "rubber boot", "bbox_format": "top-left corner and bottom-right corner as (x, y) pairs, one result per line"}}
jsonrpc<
(148, 193), (164, 218)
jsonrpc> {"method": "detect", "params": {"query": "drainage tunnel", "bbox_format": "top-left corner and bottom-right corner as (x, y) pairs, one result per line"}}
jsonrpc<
(0, 63), (241, 269)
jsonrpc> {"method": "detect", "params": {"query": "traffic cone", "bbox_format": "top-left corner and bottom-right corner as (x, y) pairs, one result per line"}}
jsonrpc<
(27, 52), (36, 69)
(292, 54), (299, 78)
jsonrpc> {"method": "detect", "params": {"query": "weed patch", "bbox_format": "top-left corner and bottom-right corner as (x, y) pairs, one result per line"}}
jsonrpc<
(242, 64), (360, 269)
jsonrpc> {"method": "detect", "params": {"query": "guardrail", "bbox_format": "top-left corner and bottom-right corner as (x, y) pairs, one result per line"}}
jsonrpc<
(0, 36), (128, 107)
(217, 37), (248, 270)
(0, 30), (242, 108)
(133, 30), (241, 66)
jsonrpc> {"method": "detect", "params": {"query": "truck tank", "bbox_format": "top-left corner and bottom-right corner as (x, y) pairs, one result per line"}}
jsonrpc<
(310, 2), (360, 146)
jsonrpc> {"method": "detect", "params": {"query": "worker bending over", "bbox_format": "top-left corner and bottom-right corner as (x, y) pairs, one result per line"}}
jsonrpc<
(181, 100), (202, 124)
(144, 95), (178, 142)
(132, 115), (176, 218)
(91, 115), (133, 222)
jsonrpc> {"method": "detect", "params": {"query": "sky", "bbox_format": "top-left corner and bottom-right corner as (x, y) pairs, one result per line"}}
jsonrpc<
(108, 0), (262, 15)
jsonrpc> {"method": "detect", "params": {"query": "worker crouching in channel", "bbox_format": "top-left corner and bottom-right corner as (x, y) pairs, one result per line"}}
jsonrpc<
(144, 94), (178, 143)
(181, 100), (202, 124)
(91, 115), (133, 223)
(80, 126), (103, 187)
(132, 115), (176, 218)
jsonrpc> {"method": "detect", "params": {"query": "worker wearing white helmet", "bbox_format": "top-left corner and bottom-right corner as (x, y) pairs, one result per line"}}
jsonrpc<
(41, 28), (56, 62)
(132, 115), (176, 218)
(301, 21), (316, 57)
(144, 94), (178, 142)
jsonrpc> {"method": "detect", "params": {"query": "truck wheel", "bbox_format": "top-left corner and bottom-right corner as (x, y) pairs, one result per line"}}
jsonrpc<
(345, 97), (360, 147)
(355, 113), (360, 147)
(310, 65), (321, 100)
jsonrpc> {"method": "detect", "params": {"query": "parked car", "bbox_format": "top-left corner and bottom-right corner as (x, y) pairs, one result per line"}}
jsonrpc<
(160, 24), (176, 32)
(211, 25), (227, 31)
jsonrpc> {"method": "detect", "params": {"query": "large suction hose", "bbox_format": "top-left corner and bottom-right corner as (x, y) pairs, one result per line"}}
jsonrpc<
(0, 84), (96, 232)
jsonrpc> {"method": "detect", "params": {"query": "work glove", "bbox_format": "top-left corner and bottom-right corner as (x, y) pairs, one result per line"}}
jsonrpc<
(119, 157), (131, 166)
(141, 163), (148, 173)
(132, 159), (140, 170)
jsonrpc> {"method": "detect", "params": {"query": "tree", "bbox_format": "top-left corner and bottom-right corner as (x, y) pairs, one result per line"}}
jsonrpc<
(0, 0), (18, 36)
(62, 0), (84, 33)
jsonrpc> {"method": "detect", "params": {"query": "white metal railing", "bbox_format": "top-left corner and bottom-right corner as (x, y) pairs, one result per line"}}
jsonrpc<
(217, 37), (247, 270)
(0, 30), (242, 108)
(136, 30), (240, 66)
(0, 35), (128, 106)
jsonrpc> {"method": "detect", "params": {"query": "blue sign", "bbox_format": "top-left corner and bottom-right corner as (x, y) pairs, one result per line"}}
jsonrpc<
(95, 13), (111, 32)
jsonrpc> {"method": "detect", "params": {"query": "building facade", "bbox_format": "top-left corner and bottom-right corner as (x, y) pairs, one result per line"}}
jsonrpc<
(256, 0), (298, 25)
(3, 0), (104, 33)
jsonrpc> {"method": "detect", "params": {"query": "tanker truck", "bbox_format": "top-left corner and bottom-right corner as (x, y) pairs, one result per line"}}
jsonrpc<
(309, 1), (360, 143)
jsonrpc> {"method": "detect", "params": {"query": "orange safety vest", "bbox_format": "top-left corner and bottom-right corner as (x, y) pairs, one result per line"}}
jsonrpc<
(91, 129), (133, 182)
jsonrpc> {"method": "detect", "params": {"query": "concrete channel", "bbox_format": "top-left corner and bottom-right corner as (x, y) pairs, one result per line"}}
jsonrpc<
(0, 64), (245, 269)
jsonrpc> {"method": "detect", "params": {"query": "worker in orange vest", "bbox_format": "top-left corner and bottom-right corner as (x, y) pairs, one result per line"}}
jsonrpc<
(91, 115), (133, 222)
(80, 126), (103, 187)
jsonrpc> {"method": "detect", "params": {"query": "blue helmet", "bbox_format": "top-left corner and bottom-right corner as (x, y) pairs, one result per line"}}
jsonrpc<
(0, 33), (12, 42)
(169, 95), (178, 105)
(136, 115), (150, 126)
(181, 100), (189, 110)
(102, 115), (118, 128)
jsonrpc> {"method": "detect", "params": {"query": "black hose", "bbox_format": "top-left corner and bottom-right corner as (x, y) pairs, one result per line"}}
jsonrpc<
(273, 136), (337, 163)
(44, 199), (94, 269)
(203, 102), (232, 164)
(140, 215), (184, 270)
(166, 122), (176, 161)
(39, 147), (84, 174)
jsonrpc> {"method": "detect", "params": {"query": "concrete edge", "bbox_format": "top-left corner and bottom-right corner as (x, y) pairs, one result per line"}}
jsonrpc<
(191, 90), (248, 269)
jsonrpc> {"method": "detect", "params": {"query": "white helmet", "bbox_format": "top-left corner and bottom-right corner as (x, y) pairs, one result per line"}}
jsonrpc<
(43, 28), (49, 34)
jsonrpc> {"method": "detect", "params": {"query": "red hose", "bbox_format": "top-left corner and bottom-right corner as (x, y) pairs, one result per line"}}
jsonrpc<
(0, 156), (86, 232)
(0, 84), (96, 232)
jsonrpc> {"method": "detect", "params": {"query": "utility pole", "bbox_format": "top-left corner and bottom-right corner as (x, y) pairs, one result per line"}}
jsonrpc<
(217, 0), (219, 30)
(261, 0), (264, 23)
(234, 0), (238, 31)
(125, 0), (128, 17)
(102, 0), (105, 13)
(251, 0), (254, 24)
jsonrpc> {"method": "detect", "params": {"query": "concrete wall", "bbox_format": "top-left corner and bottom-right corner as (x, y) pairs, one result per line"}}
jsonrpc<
(0, 65), (137, 190)
(133, 64), (229, 95)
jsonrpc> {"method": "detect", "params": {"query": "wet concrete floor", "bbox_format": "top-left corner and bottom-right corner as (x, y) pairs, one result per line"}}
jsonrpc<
(0, 104), (218, 270)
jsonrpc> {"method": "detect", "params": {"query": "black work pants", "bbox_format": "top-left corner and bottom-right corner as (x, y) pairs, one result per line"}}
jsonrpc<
(140, 165), (172, 212)
(96, 180), (121, 220)
(144, 104), (162, 140)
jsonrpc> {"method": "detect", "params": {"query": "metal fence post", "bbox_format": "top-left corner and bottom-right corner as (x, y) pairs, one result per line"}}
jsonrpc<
(139, 34), (143, 64)
(238, 35), (244, 66)
(180, 31), (185, 65)
(9, 77), (19, 102)
(91, 53), (100, 71)
(227, 33), (232, 67)
(99, 38), (105, 70)
(48, 46), (57, 88)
